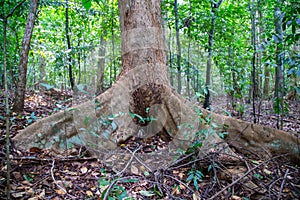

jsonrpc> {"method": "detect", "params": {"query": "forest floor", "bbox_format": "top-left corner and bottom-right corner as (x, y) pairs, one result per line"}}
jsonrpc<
(0, 89), (299, 199)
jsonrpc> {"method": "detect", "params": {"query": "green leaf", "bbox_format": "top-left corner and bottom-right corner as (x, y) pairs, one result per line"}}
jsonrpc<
(82, 0), (92, 10)
(139, 190), (155, 197)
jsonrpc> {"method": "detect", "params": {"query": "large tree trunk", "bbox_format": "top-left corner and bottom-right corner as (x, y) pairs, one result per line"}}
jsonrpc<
(13, 0), (300, 173)
(13, 0), (39, 112)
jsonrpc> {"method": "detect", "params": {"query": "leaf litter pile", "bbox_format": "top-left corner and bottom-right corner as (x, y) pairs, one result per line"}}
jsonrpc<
(1, 90), (300, 199)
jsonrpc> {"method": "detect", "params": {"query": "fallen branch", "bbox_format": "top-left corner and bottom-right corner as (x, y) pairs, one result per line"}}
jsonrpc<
(208, 155), (284, 200)
(50, 159), (77, 199)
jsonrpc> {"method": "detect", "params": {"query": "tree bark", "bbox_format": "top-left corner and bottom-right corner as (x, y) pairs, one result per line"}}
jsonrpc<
(13, 0), (39, 112)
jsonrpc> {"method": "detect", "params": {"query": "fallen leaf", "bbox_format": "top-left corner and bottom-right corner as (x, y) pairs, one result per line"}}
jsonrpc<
(55, 189), (66, 195)
(12, 192), (26, 198)
(86, 190), (93, 197)
(131, 165), (139, 175)
(263, 169), (272, 175)
(80, 166), (88, 174)
(230, 195), (242, 200)
(193, 193), (201, 200)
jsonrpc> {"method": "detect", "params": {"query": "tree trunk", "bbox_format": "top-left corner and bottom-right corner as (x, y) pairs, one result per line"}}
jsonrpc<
(13, 0), (300, 172)
(250, 0), (257, 123)
(274, 1), (285, 129)
(65, 0), (75, 90)
(38, 54), (46, 91)
(77, 39), (81, 85)
(96, 36), (106, 94)
(203, 0), (223, 109)
(13, 0), (39, 112)
(174, 0), (182, 94)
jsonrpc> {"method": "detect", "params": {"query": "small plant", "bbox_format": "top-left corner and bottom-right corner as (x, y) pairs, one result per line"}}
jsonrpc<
(253, 173), (263, 179)
(129, 107), (157, 125)
(99, 177), (136, 200)
(186, 169), (204, 190)
(26, 112), (37, 124)
(23, 173), (34, 183)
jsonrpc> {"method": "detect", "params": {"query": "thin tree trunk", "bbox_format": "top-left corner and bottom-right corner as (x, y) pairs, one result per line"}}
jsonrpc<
(203, 0), (223, 109)
(186, 0), (192, 98)
(77, 39), (81, 85)
(2, 1), (26, 197)
(3, 16), (11, 200)
(174, 0), (181, 94)
(83, 51), (87, 84)
(13, 0), (39, 112)
(96, 36), (107, 94)
(111, 2), (116, 85)
(65, 0), (75, 90)
(274, 1), (284, 129)
(250, 0), (257, 123)
(38, 53), (46, 91)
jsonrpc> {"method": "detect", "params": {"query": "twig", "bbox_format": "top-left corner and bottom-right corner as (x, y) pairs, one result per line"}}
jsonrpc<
(114, 147), (141, 177)
(50, 159), (76, 199)
(164, 174), (201, 199)
(166, 152), (196, 170)
(277, 169), (289, 200)
(124, 147), (152, 173)
(208, 156), (280, 200)
(103, 176), (140, 200)
(12, 156), (97, 162)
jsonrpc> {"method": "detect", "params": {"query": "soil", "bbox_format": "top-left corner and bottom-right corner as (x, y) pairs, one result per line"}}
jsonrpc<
(0, 90), (299, 199)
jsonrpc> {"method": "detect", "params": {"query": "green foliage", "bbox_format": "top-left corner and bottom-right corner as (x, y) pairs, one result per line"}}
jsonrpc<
(26, 112), (37, 125)
(129, 107), (157, 124)
(253, 173), (264, 179)
(186, 169), (204, 190)
(99, 177), (136, 200)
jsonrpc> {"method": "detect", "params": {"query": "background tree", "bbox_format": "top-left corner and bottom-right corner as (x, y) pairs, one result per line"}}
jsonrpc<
(203, 0), (223, 109)
(13, 0), (39, 112)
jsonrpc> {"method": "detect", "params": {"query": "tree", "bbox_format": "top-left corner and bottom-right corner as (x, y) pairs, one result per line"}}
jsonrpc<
(1, 1), (26, 198)
(174, 0), (182, 94)
(13, 0), (39, 112)
(65, 0), (75, 90)
(96, 36), (106, 94)
(274, 0), (285, 129)
(203, 0), (223, 109)
(13, 0), (300, 170)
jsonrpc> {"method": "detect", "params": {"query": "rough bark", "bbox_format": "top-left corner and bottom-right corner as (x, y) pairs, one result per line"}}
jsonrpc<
(13, 0), (39, 112)
(13, 0), (300, 173)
